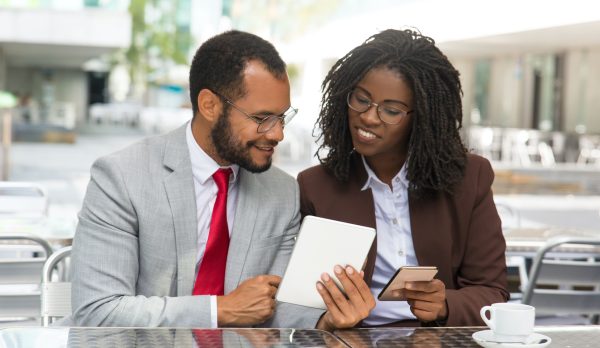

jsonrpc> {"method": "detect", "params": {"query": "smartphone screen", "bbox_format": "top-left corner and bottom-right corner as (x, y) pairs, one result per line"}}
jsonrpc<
(378, 266), (438, 301)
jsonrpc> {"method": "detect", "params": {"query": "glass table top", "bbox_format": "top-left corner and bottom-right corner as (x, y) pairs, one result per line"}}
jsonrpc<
(2, 325), (600, 347)
(333, 326), (600, 348)
(0, 327), (345, 348)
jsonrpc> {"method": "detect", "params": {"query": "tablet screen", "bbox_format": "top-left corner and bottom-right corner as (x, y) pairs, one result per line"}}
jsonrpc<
(276, 216), (376, 309)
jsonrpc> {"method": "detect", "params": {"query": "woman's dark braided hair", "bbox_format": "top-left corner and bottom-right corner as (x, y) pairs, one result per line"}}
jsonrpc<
(316, 29), (467, 199)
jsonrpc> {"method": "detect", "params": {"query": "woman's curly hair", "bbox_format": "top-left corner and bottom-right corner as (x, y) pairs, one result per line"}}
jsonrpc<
(316, 29), (467, 198)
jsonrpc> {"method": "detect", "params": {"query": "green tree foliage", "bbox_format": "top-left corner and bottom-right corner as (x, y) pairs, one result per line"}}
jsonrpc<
(126, 0), (192, 86)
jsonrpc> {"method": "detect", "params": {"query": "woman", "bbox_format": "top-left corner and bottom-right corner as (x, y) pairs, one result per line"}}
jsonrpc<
(298, 29), (508, 327)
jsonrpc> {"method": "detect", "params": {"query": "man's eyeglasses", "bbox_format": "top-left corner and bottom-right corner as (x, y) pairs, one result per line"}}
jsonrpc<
(347, 89), (412, 125)
(212, 91), (297, 133)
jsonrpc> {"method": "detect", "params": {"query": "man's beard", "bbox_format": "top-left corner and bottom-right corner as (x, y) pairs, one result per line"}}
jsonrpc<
(211, 110), (277, 173)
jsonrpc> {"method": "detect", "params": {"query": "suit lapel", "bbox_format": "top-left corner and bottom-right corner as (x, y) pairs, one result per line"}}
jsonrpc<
(346, 155), (378, 284)
(163, 125), (198, 296)
(354, 187), (378, 285)
(225, 169), (259, 292)
(409, 192), (452, 277)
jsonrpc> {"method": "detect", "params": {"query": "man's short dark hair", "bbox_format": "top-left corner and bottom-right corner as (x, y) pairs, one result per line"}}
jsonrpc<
(189, 30), (287, 118)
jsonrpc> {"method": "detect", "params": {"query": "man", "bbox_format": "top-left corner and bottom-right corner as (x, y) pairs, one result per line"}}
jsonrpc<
(70, 30), (373, 329)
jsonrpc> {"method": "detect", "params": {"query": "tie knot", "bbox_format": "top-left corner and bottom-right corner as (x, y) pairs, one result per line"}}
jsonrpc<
(212, 168), (232, 192)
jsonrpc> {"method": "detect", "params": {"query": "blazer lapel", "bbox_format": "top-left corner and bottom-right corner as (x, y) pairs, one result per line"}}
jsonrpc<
(347, 155), (378, 284)
(163, 125), (198, 296)
(409, 192), (452, 279)
(356, 187), (378, 285)
(225, 169), (259, 292)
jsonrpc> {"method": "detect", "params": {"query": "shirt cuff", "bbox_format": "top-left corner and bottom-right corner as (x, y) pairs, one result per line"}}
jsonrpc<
(210, 295), (218, 328)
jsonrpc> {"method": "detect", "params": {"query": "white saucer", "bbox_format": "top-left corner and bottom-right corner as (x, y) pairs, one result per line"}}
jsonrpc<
(472, 330), (551, 348)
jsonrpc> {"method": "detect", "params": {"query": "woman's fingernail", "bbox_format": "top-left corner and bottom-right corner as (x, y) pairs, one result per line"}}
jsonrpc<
(346, 266), (354, 274)
(334, 265), (343, 275)
(321, 272), (330, 282)
(316, 282), (324, 290)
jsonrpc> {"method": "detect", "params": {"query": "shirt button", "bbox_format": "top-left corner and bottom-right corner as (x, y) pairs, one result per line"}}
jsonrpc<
(395, 178), (401, 182)
(392, 218), (398, 225)
(398, 250), (404, 256)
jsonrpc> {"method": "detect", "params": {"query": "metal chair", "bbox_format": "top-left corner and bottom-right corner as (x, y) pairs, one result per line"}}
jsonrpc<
(41, 246), (72, 326)
(522, 237), (600, 323)
(0, 234), (53, 322)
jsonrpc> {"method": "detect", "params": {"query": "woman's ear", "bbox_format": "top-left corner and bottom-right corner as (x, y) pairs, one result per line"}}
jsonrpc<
(197, 89), (221, 122)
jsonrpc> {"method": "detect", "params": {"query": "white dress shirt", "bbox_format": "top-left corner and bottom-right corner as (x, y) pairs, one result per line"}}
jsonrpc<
(360, 156), (419, 326)
(186, 122), (239, 328)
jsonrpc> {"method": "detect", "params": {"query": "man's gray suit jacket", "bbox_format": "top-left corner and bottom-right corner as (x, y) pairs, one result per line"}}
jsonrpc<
(69, 124), (323, 327)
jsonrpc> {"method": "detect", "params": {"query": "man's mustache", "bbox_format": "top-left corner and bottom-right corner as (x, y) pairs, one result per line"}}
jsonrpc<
(247, 140), (278, 148)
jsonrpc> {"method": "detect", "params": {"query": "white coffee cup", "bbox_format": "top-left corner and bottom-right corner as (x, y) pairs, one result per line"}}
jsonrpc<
(480, 303), (535, 343)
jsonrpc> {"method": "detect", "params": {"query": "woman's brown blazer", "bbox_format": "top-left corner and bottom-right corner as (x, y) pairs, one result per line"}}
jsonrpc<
(297, 153), (509, 327)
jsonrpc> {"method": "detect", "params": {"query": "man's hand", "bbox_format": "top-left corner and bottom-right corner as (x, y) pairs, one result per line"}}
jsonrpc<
(393, 279), (448, 323)
(217, 275), (280, 326)
(315, 265), (376, 331)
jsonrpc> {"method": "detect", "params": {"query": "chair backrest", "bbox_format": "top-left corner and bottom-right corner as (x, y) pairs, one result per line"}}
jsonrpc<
(0, 234), (53, 320)
(522, 237), (600, 316)
(41, 246), (72, 326)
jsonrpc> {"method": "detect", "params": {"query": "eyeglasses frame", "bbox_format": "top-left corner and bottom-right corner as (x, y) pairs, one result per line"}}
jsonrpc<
(346, 89), (413, 125)
(211, 90), (297, 133)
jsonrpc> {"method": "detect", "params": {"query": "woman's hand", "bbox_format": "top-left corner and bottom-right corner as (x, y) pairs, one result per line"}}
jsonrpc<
(315, 265), (376, 331)
(394, 279), (448, 322)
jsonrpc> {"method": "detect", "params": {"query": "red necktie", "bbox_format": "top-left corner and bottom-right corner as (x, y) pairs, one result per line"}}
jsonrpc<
(192, 329), (224, 348)
(193, 168), (232, 296)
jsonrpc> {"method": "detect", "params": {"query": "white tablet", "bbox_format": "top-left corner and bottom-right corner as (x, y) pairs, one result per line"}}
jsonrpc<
(276, 215), (376, 309)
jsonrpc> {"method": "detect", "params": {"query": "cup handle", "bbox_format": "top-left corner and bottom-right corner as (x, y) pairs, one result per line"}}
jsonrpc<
(480, 306), (494, 330)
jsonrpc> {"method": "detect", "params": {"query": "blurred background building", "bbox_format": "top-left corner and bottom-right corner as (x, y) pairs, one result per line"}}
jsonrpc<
(3, 0), (599, 154)
(0, 0), (131, 135)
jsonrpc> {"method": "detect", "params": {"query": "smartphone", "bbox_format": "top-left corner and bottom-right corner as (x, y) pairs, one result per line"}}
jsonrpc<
(378, 266), (438, 301)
